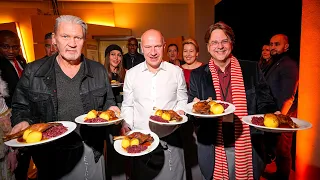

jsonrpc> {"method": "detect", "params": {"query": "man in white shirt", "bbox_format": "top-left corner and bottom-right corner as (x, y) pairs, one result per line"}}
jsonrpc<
(121, 29), (188, 180)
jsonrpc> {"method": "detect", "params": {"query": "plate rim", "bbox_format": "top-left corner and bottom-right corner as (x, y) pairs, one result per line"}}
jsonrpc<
(185, 100), (236, 118)
(149, 114), (188, 126)
(113, 129), (160, 157)
(75, 114), (123, 126)
(241, 114), (312, 132)
(4, 121), (77, 147)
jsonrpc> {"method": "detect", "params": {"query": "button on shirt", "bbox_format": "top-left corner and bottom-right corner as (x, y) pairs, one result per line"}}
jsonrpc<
(121, 61), (188, 137)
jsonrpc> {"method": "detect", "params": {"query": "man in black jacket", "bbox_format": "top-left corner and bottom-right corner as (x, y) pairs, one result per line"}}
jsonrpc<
(262, 34), (299, 180)
(0, 30), (27, 108)
(122, 37), (145, 70)
(10, 15), (119, 180)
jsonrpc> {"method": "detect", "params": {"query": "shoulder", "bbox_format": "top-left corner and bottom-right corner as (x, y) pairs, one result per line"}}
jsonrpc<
(191, 64), (208, 74)
(281, 56), (298, 67)
(85, 58), (105, 69)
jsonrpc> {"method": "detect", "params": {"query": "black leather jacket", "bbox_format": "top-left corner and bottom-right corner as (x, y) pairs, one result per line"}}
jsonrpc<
(11, 54), (116, 126)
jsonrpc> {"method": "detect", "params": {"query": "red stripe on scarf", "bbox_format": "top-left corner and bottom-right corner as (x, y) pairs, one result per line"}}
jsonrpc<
(209, 56), (253, 179)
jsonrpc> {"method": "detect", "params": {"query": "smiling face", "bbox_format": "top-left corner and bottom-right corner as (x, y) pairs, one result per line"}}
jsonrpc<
(207, 29), (232, 62)
(167, 45), (178, 61)
(261, 45), (271, 60)
(183, 44), (198, 65)
(52, 21), (84, 62)
(141, 29), (165, 72)
(109, 50), (122, 68)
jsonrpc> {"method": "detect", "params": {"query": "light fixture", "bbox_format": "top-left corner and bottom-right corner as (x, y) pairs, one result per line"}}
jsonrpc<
(15, 22), (27, 61)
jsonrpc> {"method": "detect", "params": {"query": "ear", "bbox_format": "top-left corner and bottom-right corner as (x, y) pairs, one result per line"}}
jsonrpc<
(284, 43), (289, 52)
(207, 43), (210, 53)
(51, 33), (56, 45)
(196, 52), (199, 58)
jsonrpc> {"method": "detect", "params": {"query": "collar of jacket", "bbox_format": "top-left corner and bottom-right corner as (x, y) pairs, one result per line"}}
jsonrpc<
(34, 54), (94, 78)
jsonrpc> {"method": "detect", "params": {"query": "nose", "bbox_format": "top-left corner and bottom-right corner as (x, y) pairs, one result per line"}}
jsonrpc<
(68, 38), (76, 47)
(150, 47), (156, 55)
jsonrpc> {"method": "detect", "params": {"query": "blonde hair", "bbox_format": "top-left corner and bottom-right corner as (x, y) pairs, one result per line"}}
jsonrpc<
(182, 38), (199, 52)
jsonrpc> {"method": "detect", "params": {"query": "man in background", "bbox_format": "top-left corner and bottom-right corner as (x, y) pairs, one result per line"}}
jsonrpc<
(122, 37), (145, 70)
(263, 34), (299, 180)
(0, 30), (29, 180)
(43, 32), (58, 57)
(0, 30), (26, 108)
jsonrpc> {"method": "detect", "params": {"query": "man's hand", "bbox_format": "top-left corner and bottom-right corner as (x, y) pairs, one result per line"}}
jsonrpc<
(176, 110), (185, 115)
(10, 121), (30, 135)
(7, 149), (18, 172)
(109, 106), (120, 115)
(274, 111), (281, 115)
(193, 97), (200, 102)
(120, 122), (131, 136)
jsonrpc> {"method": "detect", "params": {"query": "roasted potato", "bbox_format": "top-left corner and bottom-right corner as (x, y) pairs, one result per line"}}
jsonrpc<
(155, 109), (163, 116)
(121, 138), (130, 149)
(264, 113), (279, 128)
(86, 110), (98, 119)
(130, 138), (140, 146)
(161, 112), (171, 121)
(210, 103), (224, 114)
(99, 112), (110, 120)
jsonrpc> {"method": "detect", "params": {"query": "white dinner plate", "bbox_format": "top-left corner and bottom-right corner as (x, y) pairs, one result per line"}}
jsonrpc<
(241, 114), (312, 133)
(149, 115), (188, 126)
(184, 100), (236, 118)
(113, 130), (160, 157)
(75, 114), (123, 127)
(4, 121), (77, 147)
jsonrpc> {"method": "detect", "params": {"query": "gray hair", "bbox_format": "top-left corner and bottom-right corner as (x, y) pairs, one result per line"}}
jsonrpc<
(54, 15), (87, 37)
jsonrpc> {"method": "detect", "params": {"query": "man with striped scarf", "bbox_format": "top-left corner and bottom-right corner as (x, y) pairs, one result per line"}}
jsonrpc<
(188, 22), (279, 179)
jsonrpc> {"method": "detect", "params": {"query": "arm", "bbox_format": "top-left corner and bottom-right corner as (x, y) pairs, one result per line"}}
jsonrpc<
(11, 65), (33, 127)
(174, 68), (188, 112)
(255, 64), (279, 113)
(121, 70), (134, 129)
(279, 61), (299, 115)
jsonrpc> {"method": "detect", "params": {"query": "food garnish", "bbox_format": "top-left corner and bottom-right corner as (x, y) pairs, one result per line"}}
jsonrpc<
(150, 108), (183, 123)
(114, 132), (154, 153)
(85, 109), (119, 123)
(192, 97), (229, 115)
(251, 114), (299, 128)
(3, 123), (67, 143)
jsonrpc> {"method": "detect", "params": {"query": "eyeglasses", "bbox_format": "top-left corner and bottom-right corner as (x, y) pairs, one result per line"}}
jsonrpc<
(0, 44), (20, 50)
(208, 39), (230, 47)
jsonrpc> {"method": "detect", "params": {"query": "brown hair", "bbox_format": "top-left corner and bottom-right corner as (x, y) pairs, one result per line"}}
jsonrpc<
(104, 51), (126, 83)
(182, 38), (199, 52)
(204, 21), (235, 45)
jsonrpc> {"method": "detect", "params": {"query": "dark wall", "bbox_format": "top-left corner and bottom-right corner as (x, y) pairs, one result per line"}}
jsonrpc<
(215, 0), (302, 62)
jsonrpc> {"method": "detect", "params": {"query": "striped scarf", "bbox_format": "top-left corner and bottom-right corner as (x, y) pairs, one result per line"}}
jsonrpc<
(209, 56), (253, 179)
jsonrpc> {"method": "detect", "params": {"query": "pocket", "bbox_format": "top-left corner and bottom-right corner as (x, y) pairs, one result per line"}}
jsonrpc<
(28, 92), (51, 119)
(91, 87), (108, 110)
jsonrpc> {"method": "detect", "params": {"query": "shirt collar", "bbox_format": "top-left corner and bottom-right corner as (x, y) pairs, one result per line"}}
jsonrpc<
(140, 60), (167, 72)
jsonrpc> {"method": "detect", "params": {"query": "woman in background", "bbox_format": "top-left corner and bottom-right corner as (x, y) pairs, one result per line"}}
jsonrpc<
(104, 44), (126, 107)
(0, 72), (16, 180)
(181, 38), (203, 90)
(104, 44), (127, 180)
(258, 44), (271, 73)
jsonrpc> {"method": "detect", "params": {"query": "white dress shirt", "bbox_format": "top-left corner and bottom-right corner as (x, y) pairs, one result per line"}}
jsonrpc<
(121, 61), (188, 137)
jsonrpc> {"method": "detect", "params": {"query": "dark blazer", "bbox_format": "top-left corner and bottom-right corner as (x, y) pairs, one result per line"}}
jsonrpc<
(0, 55), (26, 107)
(264, 53), (299, 115)
(188, 60), (278, 180)
(122, 52), (145, 70)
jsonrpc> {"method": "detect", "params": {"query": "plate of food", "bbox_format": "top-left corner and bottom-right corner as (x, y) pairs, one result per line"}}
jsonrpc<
(242, 113), (312, 133)
(185, 97), (236, 118)
(113, 130), (160, 157)
(149, 108), (188, 125)
(111, 80), (123, 88)
(75, 110), (123, 127)
(3, 121), (76, 147)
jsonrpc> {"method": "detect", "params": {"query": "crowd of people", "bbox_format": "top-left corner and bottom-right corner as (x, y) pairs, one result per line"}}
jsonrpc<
(0, 14), (299, 180)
